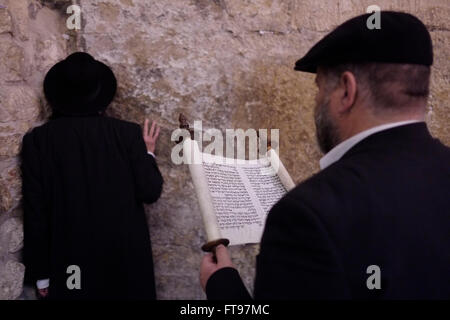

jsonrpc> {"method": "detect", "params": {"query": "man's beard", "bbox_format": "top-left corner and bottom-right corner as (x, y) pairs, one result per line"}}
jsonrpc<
(314, 95), (341, 154)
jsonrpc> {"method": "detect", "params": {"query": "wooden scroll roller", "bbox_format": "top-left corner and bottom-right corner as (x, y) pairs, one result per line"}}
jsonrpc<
(178, 113), (230, 252)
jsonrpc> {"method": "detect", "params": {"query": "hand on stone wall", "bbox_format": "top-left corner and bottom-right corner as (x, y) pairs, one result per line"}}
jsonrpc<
(143, 119), (160, 154)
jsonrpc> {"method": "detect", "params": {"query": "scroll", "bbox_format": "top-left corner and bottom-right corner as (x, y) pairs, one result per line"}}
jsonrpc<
(183, 137), (295, 252)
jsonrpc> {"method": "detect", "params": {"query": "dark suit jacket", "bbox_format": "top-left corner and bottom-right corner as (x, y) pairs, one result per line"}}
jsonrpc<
(206, 123), (450, 299)
(20, 114), (163, 299)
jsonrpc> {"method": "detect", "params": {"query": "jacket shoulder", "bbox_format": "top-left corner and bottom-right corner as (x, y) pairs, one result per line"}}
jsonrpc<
(274, 159), (372, 234)
(21, 121), (49, 143)
(287, 160), (367, 208)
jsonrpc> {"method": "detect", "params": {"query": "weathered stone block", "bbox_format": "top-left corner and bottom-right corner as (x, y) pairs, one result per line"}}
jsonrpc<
(7, 0), (30, 41)
(0, 217), (24, 253)
(98, 2), (120, 23)
(0, 40), (25, 81)
(0, 182), (13, 215)
(0, 7), (12, 34)
(0, 260), (25, 300)
(0, 134), (23, 157)
(0, 86), (40, 122)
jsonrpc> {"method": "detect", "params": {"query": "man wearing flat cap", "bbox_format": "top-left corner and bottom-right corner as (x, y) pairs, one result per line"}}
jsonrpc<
(21, 52), (163, 299)
(200, 11), (450, 299)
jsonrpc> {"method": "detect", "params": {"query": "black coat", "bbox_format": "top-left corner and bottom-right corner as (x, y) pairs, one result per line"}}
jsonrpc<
(20, 114), (163, 299)
(206, 123), (450, 299)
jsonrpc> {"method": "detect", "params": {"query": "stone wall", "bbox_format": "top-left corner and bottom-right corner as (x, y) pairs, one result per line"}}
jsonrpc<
(0, 0), (448, 299)
(0, 0), (69, 299)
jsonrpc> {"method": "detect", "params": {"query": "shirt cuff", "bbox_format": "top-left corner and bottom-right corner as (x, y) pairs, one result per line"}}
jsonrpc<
(147, 151), (155, 158)
(37, 279), (50, 289)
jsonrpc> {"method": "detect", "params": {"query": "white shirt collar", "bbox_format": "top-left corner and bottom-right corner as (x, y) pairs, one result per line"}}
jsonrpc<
(319, 120), (423, 170)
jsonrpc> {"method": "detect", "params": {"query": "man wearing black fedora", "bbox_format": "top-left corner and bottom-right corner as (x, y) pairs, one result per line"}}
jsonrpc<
(200, 11), (450, 299)
(20, 52), (164, 299)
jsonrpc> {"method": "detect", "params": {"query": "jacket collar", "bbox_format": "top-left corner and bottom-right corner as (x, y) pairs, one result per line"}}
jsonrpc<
(320, 120), (425, 170)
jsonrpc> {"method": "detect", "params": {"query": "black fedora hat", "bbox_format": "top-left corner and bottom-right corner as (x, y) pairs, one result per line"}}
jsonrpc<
(44, 52), (117, 116)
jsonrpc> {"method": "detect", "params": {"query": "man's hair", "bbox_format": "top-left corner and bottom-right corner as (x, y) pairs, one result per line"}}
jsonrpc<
(321, 63), (431, 110)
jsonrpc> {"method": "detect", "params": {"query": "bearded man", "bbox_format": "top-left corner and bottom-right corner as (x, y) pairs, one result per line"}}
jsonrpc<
(200, 11), (450, 299)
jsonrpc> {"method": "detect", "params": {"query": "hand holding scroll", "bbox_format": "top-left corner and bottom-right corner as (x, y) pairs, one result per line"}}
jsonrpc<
(200, 244), (234, 292)
(37, 287), (49, 299)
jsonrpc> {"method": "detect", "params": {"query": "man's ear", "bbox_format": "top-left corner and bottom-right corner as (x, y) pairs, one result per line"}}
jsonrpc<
(337, 71), (357, 113)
